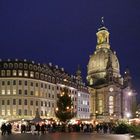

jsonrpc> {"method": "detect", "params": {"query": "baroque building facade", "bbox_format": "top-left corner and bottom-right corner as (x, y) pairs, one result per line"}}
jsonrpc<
(0, 59), (90, 122)
(87, 19), (136, 122)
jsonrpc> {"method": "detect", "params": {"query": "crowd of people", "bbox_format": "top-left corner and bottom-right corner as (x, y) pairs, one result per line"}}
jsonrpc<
(1, 122), (116, 135)
(1, 123), (12, 135)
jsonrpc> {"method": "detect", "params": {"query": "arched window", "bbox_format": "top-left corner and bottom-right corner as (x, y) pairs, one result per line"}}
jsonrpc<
(109, 96), (114, 115)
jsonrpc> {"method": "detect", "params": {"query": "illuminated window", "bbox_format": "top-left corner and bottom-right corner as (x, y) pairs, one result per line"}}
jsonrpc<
(35, 91), (38, 96)
(13, 89), (16, 95)
(7, 89), (10, 95)
(2, 110), (5, 115)
(78, 92), (81, 97)
(2, 90), (5, 95)
(30, 71), (34, 77)
(7, 70), (11, 76)
(24, 71), (28, 77)
(7, 110), (11, 116)
(109, 96), (114, 115)
(13, 70), (17, 76)
(13, 109), (16, 115)
(1, 70), (5, 76)
(18, 70), (22, 76)
(98, 99), (103, 114)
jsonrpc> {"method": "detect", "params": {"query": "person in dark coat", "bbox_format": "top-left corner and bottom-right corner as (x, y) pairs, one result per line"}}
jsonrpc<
(1, 123), (7, 135)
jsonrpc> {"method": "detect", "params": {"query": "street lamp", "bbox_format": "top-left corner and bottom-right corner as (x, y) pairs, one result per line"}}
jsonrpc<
(126, 112), (131, 123)
(128, 91), (132, 96)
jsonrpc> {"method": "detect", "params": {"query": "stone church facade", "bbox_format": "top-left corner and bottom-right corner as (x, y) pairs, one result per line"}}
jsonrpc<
(87, 18), (136, 122)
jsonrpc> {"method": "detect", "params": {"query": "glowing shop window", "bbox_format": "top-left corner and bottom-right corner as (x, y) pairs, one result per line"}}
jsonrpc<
(2, 110), (5, 115)
(13, 89), (16, 95)
(2, 90), (5, 95)
(7, 89), (10, 95)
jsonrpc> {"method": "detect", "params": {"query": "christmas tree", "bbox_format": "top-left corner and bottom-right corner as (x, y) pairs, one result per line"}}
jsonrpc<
(55, 87), (74, 122)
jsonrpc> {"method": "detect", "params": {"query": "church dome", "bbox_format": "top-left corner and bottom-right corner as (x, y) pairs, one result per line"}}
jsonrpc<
(87, 49), (120, 78)
(87, 18), (120, 85)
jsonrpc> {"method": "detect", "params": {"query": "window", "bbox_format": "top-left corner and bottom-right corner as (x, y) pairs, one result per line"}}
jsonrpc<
(35, 91), (38, 96)
(1, 70), (5, 76)
(24, 81), (27, 86)
(19, 99), (22, 105)
(18, 70), (22, 76)
(7, 89), (10, 95)
(24, 90), (27, 95)
(2, 90), (5, 95)
(30, 100), (33, 105)
(2, 100), (5, 105)
(13, 99), (16, 105)
(7, 70), (11, 76)
(2, 81), (5, 86)
(30, 71), (34, 77)
(36, 83), (38, 87)
(7, 100), (10, 105)
(13, 109), (16, 115)
(19, 90), (22, 95)
(19, 80), (22, 85)
(45, 84), (47, 89)
(48, 93), (50, 98)
(35, 72), (39, 79)
(7, 110), (11, 115)
(13, 70), (17, 76)
(48, 102), (50, 107)
(13, 80), (16, 85)
(24, 99), (27, 105)
(52, 95), (54, 98)
(36, 101), (38, 106)
(7, 81), (10, 85)
(2, 110), (5, 115)
(13, 89), (16, 95)
(41, 111), (43, 116)
(18, 109), (21, 115)
(30, 91), (33, 95)
(41, 101), (43, 106)
(31, 82), (33, 86)
(24, 110), (27, 115)
(41, 83), (43, 88)
(24, 71), (28, 77)
(109, 96), (114, 115)
(52, 103), (54, 108)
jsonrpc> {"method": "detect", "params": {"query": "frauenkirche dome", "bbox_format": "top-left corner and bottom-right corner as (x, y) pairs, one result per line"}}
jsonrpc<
(87, 18), (120, 86)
